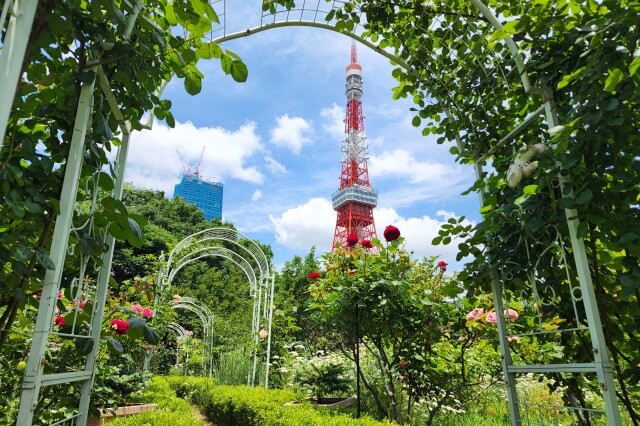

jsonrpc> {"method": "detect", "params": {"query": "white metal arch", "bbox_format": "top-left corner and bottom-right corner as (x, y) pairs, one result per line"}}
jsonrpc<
(166, 322), (190, 371)
(170, 297), (214, 377)
(166, 228), (270, 281)
(159, 227), (275, 388)
(167, 246), (258, 294)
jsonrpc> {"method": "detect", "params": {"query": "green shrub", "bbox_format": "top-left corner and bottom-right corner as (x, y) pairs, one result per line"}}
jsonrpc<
(165, 375), (392, 425)
(108, 376), (204, 426)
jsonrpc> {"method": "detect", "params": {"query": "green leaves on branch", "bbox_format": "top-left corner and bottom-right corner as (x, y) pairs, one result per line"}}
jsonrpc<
(127, 316), (160, 345)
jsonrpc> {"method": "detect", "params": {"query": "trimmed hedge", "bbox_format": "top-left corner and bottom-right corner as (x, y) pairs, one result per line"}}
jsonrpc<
(107, 376), (205, 426)
(165, 375), (392, 426)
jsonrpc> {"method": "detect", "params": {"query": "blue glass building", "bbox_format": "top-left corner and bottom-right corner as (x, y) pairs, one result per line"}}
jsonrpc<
(173, 174), (223, 221)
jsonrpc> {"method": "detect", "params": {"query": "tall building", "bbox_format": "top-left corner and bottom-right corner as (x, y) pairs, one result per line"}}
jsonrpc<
(173, 151), (223, 221)
(331, 42), (378, 250)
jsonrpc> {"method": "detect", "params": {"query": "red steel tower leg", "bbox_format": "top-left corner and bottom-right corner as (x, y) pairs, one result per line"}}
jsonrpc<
(331, 42), (378, 250)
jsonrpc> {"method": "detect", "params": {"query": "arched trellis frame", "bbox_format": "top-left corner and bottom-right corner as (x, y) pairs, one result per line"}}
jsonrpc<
(166, 322), (190, 371)
(157, 227), (276, 389)
(1, 1), (622, 424)
(169, 298), (214, 377)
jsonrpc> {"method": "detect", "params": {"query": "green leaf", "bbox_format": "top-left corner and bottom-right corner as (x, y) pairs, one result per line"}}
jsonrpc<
(127, 217), (142, 239)
(77, 70), (96, 84)
(23, 200), (42, 214)
(197, 42), (222, 60)
(629, 56), (640, 76)
(523, 184), (538, 195)
(618, 232), (639, 245)
(143, 325), (161, 345)
(231, 60), (248, 83)
(165, 112), (176, 128)
(35, 251), (55, 270)
(184, 73), (202, 95)
(558, 197), (576, 209)
(127, 316), (146, 339)
(576, 222), (588, 239)
(604, 68), (624, 92)
(575, 188), (593, 205)
(75, 337), (94, 356)
(411, 116), (421, 127)
(96, 172), (115, 192)
(109, 223), (128, 240)
(107, 337), (124, 353)
(78, 236), (97, 255)
(603, 98), (619, 111)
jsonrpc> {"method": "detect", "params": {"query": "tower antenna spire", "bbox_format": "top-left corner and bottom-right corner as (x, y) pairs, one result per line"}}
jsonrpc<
(331, 43), (378, 251)
(351, 40), (357, 64)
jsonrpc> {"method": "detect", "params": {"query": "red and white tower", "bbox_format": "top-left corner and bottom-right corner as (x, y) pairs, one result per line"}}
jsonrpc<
(331, 42), (378, 250)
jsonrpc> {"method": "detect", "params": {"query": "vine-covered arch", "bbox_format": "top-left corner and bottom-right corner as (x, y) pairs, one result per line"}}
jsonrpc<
(0, 1), (625, 424)
(158, 227), (275, 388)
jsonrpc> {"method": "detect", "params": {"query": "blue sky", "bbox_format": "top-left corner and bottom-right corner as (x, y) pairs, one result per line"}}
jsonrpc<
(126, 2), (479, 270)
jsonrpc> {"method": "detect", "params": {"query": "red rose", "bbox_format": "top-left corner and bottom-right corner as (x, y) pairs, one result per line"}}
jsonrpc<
(346, 234), (359, 247)
(308, 271), (321, 280)
(361, 239), (373, 249)
(110, 319), (130, 335)
(383, 225), (400, 242)
(437, 260), (447, 272)
(399, 360), (407, 368)
(54, 316), (66, 327)
(348, 270), (357, 275)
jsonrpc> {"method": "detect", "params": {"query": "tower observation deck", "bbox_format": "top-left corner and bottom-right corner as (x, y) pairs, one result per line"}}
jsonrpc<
(331, 42), (378, 250)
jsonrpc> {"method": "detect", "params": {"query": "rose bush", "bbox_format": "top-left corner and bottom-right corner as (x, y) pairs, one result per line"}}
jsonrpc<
(308, 232), (501, 424)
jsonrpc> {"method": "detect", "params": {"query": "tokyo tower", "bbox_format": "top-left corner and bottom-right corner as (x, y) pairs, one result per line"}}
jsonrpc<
(331, 42), (378, 250)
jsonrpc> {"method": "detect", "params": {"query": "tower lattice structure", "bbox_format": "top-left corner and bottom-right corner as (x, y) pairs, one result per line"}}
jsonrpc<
(331, 42), (378, 250)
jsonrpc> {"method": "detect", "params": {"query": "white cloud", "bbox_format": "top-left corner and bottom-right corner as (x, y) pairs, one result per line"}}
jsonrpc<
(269, 198), (336, 251)
(126, 121), (264, 196)
(270, 198), (473, 270)
(369, 148), (470, 205)
(269, 114), (313, 154)
(370, 149), (459, 184)
(320, 103), (344, 140)
(264, 156), (287, 174)
(251, 190), (263, 202)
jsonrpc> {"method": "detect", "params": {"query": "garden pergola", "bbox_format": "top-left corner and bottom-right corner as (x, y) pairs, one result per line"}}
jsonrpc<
(0, 1), (625, 425)
(158, 227), (275, 388)
(169, 297), (214, 377)
(166, 321), (190, 371)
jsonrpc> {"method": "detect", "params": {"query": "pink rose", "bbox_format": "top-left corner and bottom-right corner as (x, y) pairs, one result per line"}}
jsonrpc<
(486, 312), (498, 324)
(504, 308), (519, 321)
(466, 308), (484, 321)
(131, 304), (143, 313)
(141, 308), (153, 319)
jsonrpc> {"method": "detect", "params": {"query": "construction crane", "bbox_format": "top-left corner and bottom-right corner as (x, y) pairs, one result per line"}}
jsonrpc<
(176, 150), (190, 175)
(194, 146), (205, 178)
